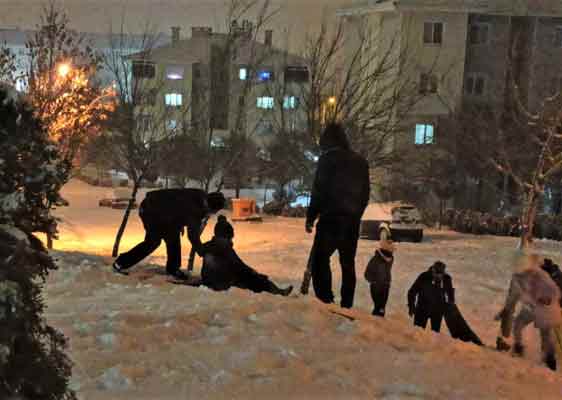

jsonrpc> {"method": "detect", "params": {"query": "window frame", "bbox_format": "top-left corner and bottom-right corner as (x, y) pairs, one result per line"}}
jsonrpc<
(465, 73), (487, 96)
(414, 123), (435, 145)
(469, 22), (490, 45)
(164, 92), (183, 107)
(256, 96), (275, 109)
(165, 65), (185, 80)
(423, 21), (444, 45)
(419, 73), (439, 94)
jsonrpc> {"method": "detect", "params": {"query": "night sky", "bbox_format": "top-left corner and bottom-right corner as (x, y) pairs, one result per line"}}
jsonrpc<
(0, 0), (352, 48)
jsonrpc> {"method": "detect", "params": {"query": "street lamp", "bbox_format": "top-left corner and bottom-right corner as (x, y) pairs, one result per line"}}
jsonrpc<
(57, 63), (71, 78)
(328, 96), (336, 105)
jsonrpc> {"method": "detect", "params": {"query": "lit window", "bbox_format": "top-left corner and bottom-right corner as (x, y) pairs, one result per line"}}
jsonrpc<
(165, 93), (183, 107)
(423, 22), (443, 45)
(239, 67), (248, 80)
(283, 96), (298, 109)
(257, 69), (273, 82)
(257, 96), (274, 109)
(166, 65), (184, 80)
(166, 119), (178, 131)
(415, 124), (434, 145)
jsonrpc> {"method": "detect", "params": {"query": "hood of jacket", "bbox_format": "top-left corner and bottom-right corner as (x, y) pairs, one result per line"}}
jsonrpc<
(319, 124), (350, 152)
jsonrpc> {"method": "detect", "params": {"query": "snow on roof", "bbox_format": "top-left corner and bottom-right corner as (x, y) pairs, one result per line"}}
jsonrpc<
(339, 0), (562, 17)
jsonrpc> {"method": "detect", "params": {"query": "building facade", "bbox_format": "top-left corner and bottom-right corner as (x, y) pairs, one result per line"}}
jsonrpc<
(338, 0), (562, 210)
(128, 23), (309, 152)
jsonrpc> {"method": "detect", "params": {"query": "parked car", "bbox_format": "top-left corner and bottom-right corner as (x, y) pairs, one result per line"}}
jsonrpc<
(360, 202), (424, 242)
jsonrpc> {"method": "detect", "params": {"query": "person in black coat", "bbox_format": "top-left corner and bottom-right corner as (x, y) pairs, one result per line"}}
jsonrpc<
(407, 261), (455, 332)
(201, 216), (293, 296)
(113, 189), (225, 279)
(364, 240), (395, 317)
(305, 123), (370, 309)
(542, 258), (562, 306)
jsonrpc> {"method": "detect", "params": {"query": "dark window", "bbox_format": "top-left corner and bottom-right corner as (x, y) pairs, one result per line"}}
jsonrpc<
(239, 96), (245, 107)
(470, 24), (489, 45)
(285, 66), (309, 83)
(424, 22), (443, 45)
(555, 27), (562, 47)
(474, 77), (485, 95)
(465, 74), (486, 96)
(132, 61), (155, 79)
(420, 73), (438, 94)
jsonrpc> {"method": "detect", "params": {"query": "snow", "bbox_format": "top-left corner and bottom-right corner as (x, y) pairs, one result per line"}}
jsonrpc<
(38, 179), (562, 399)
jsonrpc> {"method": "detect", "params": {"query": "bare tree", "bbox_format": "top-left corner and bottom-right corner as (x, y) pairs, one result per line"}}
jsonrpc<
(100, 15), (186, 257)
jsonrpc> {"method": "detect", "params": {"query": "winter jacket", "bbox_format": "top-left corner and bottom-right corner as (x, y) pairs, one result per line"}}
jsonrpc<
(201, 237), (268, 291)
(542, 264), (562, 307)
(501, 268), (561, 330)
(407, 269), (455, 316)
(306, 130), (370, 226)
(364, 249), (394, 284)
(139, 188), (211, 255)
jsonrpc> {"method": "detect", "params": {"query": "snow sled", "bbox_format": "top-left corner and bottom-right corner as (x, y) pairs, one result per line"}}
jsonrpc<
(444, 303), (483, 346)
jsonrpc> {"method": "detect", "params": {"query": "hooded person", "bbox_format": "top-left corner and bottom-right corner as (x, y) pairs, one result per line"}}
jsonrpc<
(495, 254), (561, 370)
(113, 189), (225, 280)
(305, 123), (370, 308)
(201, 215), (293, 296)
(407, 261), (455, 332)
(364, 239), (395, 317)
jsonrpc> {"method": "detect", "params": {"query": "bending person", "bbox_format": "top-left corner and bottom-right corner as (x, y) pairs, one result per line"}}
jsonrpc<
(113, 188), (225, 280)
(201, 215), (293, 296)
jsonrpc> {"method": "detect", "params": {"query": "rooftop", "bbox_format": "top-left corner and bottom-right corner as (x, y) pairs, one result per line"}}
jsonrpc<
(338, 0), (562, 17)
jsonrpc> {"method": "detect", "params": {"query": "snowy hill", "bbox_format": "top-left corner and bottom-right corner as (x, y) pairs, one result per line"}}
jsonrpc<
(40, 180), (562, 398)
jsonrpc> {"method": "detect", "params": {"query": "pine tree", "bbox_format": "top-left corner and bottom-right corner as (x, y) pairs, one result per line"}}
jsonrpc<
(0, 83), (76, 399)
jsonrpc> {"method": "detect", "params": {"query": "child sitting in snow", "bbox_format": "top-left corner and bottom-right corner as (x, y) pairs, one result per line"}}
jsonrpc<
(200, 215), (293, 296)
(364, 239), (395, 317)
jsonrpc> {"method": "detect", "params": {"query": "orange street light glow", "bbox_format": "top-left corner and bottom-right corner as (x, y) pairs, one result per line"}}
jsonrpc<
(328, 96), (336, 105)
(58, 63), (71, 77)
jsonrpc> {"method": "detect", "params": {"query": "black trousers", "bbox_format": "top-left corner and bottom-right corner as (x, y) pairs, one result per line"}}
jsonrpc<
(414, 312), (443, 333)
(235, 266), (274, 293)
(116, 220), (182, 272)
(310, 217), (360, 308)
(370, 283), (390, 316)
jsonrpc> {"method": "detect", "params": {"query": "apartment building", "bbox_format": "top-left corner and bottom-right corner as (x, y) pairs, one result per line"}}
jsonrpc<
(0, 26), (162, 91)
(338, 0), (562, 208)
(127, 22), (309, 150)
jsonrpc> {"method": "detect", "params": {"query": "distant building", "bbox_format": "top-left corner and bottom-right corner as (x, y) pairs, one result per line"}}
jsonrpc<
(338, 0), (562, 210)
(0, 26), (166, 91)
(127, 23), (309, 150)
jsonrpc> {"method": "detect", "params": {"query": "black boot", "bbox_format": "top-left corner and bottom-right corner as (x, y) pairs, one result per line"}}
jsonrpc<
(372, 308), (385, 317)
(512, 342), (524, 357)
(545, 353), (557, 371)
(496, 337), (511, 352)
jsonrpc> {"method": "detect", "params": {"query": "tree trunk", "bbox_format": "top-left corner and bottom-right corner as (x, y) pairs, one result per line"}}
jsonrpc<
(518, 189), (541, 249)
(47, 233), (53, 249)
(112, 179), (141, 258)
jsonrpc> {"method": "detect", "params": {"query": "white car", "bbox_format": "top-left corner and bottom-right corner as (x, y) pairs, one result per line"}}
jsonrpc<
(360, 202), (424, 242)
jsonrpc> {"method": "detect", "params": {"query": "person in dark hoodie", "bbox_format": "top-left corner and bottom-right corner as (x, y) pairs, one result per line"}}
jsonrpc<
(407, 261), (455, 332)
(112, 189), (225, 280)
(305, 123), (370, 308)
(201, 215), (293, 296)
(364, 239), (395, 317)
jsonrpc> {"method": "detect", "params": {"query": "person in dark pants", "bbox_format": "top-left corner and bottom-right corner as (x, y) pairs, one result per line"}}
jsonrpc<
(407, 261), (455, 332)
(201, 216), (293, 296)
(305, 123), (370, 308)
(112, 189), (225, 280)
(364, 240), (395, 317)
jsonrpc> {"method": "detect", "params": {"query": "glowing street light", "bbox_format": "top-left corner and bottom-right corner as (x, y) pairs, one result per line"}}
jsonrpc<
(57, 63), (72, 78)
(327, 96), (336, 105)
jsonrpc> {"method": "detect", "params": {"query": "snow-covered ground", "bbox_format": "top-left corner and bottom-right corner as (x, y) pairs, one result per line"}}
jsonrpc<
(42, 180), (562, 399)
